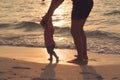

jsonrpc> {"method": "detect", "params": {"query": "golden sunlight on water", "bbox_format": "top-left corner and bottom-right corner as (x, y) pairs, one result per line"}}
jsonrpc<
(53, 7), (68, 27)
(51, 2), (72, 27)
(54, 8), (63, 15)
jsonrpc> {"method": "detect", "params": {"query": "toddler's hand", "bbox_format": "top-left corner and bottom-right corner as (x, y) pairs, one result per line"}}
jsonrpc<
(40, 16), (52, 28)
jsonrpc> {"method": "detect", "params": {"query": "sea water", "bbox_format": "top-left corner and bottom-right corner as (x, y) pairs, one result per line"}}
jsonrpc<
(0, 0), (120, 54)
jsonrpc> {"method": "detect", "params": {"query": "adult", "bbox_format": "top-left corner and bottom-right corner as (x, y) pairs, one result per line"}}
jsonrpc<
(40, 0), (94, 62)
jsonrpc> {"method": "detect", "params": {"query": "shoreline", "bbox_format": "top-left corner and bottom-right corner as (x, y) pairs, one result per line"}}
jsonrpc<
(0, 46), (120, 65)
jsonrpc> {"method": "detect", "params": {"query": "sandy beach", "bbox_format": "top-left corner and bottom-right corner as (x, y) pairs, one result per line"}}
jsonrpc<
(0, 46), (120, 80)
(0, 0), (120, 80)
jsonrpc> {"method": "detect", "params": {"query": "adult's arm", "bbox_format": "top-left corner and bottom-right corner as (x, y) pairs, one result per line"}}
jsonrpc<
(46, 0), (64, 17)
(40, 0), (64, 27)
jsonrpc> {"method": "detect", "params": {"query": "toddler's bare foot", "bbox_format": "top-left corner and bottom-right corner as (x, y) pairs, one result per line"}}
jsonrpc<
(48, 58), (53, 63)
(56, 56), (59, 63)
(48, 57), (53, 60)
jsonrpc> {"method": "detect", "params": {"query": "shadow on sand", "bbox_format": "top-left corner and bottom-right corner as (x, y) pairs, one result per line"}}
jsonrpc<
(32, 61), (59, 80)
(0, 57), (104, 80)
(67, 59), (104, 80)
(32, 59), (104, 80)
(40, 63), (57, 79)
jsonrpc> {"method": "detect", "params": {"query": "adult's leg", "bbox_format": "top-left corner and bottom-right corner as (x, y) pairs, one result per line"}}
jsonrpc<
(71, 19), (88, 60)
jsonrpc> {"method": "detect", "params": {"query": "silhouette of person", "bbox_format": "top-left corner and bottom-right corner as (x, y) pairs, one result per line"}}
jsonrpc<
(41, 18), (59, 62)
(40, 0), (93, 62)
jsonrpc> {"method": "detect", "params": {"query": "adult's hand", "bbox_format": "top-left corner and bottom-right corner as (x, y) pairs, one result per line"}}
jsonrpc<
(40, 15), (52, 28)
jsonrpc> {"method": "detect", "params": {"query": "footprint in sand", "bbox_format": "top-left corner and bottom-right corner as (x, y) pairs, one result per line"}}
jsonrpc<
(12, 66), (31, 69)
(0, 78), (7, 80)
(112, 77), (120, 80)
(0, 71), (6, 74)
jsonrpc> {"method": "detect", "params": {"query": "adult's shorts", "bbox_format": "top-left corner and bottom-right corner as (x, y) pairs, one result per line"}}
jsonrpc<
(72, 0), (93, 20)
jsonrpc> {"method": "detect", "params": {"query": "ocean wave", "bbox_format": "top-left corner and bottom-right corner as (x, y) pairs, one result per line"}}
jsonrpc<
(104, 10), (120, 16)
(86, 30), (120, 40)
(0, 22), (120, 54)
(0, 23), (12, 29)
(0, 21), (42, 31)
(14, 21), (41, 29)
(0, 22), (120, 39)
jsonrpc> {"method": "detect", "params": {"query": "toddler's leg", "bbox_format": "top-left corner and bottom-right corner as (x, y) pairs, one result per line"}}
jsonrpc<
(53, 52), (59, 62)
(48, 54), (53, 62)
